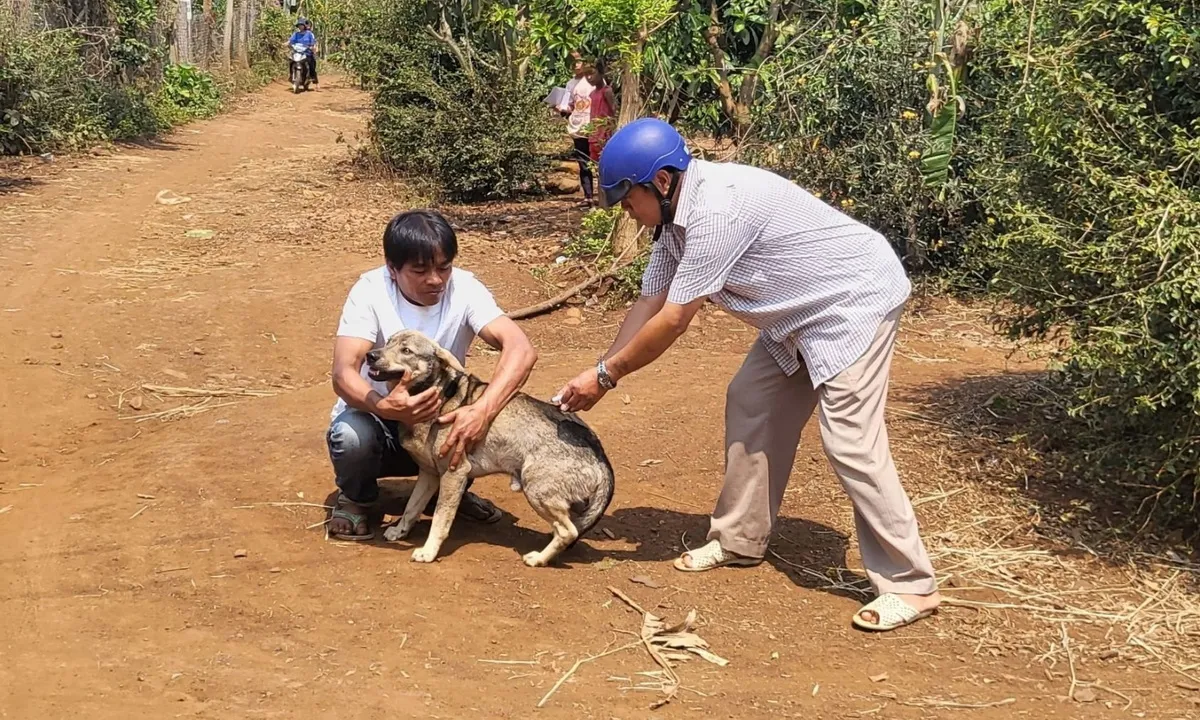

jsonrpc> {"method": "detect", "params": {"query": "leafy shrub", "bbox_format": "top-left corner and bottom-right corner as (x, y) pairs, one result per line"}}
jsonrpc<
(251, 3), (293, 79)
(744, 3), (975, 278)
(0, 12), (107, 152)
(562, 207), (645, 301)
(963, 0), (1200, 525)
(372, 59), (556, 201)
(154, 64), (222, 124)
(564, 207), (621, 258)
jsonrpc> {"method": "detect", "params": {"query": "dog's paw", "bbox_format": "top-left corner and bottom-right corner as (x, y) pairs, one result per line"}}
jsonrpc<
(382, 523), (410, 543)
(411, 547), (438, 563)
(522, 550), (548, 568)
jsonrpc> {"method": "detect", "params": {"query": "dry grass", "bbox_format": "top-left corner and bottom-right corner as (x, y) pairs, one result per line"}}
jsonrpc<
(123, 383), (287, 423)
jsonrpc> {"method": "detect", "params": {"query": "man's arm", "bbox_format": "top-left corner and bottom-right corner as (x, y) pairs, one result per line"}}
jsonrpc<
(436, 315), (537, 468)
(474, 315), (538, 421)
(605, 297), (705, 382)
(600, 291), (666, 361)
(332, 336), (440, 423)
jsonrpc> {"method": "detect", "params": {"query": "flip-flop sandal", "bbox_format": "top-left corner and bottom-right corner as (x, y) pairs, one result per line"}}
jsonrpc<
(851, 593), (936, 632)
(672, 539), (762, 572)
(329, 495), (375, 542)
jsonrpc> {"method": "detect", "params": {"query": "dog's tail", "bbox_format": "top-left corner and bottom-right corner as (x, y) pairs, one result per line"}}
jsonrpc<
(571, 458), (615, 545)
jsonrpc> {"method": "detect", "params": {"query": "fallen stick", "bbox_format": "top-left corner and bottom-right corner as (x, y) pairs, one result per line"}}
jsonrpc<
(508, 261), (635, 320)
(537, 640), (640, 708)
(508, 224), (645, 320)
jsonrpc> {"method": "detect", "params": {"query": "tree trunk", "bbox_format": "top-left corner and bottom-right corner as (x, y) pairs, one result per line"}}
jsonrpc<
(611, 48), (646, 259)
(174, 0), (193, 64)
(198, 0), (213, 68)
(236, 0), (250, 68)
(223, 0), (234, 70)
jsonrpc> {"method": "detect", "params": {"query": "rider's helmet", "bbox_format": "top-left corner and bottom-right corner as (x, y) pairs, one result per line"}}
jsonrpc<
(597, 118), (692, 230)
(296, 17), (307, 28)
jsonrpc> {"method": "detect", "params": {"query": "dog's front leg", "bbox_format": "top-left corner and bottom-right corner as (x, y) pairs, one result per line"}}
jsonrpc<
(383, 469), (439, 543)
(411, 464), (471, 563)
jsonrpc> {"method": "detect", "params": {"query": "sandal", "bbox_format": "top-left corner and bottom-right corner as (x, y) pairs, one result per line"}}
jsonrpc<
(851, 593), (936, 632)
(421, 491), (503, 524)
(329, 493), (375, 542)
(672, 539), (762, 572)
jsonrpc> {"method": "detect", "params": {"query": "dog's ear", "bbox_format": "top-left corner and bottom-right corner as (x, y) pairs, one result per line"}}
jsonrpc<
(433, 345), (466, 374)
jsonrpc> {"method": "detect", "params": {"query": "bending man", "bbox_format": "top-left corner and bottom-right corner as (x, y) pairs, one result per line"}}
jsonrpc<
(554, 119), (939, 632)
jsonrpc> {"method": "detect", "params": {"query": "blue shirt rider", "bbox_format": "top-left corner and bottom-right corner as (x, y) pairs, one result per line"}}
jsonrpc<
(287, 18), (318, 86)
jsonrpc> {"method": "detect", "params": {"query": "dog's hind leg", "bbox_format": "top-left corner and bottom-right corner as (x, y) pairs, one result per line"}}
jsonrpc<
(383, 470), (439, 543)
(411, 465), (471, 563)
(522, 497), (579, 568)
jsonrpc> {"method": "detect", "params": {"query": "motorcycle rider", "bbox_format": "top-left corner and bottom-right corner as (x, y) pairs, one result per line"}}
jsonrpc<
(286, 18), (318, 88)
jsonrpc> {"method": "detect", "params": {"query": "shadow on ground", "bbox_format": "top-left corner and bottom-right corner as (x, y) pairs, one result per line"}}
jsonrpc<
(893, 369), (1199, 563)
(323, 485), (869, 601)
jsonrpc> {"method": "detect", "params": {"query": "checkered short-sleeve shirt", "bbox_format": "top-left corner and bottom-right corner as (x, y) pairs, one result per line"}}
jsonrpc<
(641, 159), (911, 387)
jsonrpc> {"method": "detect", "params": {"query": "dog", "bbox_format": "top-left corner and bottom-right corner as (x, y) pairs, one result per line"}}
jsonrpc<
(365, 329), (615, 567)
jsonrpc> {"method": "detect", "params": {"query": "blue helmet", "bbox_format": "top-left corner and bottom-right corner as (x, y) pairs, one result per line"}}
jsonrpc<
(597, 118), (692, 212)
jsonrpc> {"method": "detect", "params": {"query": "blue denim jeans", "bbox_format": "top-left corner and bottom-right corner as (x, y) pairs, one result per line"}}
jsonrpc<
(326, 408), (477, 509)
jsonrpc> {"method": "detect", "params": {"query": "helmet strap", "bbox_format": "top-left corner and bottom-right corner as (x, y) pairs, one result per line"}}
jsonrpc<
(648, 170), (682, 241)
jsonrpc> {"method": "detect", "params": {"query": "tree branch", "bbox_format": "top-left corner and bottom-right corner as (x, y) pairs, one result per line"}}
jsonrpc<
(704, 0), (742, 128)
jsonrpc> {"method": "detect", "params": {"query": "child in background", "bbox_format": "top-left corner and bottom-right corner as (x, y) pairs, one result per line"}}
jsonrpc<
(587, 62), (618, 171)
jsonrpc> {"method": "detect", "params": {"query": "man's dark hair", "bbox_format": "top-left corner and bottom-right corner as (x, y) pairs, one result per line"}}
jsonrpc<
(383, 210), (458, 269)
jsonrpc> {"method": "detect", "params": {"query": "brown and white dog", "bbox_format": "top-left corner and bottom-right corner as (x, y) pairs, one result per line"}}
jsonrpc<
(366, 329), (615, 567)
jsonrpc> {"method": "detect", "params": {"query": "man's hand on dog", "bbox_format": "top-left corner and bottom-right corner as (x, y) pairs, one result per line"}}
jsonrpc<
(374, 385), (441, 425)
(553, 367), (607, 412)
(437, 402), (492, 470)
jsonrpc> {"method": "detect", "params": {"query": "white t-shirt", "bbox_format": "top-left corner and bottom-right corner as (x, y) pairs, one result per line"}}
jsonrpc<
(330, 265), (505, 421)
(563, 76), (595, 138)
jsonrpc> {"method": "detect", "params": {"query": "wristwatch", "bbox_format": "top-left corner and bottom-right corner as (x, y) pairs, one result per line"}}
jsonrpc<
(596, 360), (617, 390)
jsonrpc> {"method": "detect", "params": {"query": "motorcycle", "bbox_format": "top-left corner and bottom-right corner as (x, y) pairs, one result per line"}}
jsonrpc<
(288, 43), (311, 94)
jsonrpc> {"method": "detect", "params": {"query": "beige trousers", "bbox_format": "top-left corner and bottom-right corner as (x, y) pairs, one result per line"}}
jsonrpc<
(707, 304), (938, 595)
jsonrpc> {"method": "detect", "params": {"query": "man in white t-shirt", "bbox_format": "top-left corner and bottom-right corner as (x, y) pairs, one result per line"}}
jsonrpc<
(326, 210), (538, 541)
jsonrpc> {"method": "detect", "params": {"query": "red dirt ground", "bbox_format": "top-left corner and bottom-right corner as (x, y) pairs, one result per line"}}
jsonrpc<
(2, 79), (1197, 719)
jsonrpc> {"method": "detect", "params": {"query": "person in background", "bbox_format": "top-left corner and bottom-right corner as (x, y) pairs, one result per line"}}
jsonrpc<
(587, 61), (618, 167)
(558, 55), (596, 207)
(286, 18), (318, 88)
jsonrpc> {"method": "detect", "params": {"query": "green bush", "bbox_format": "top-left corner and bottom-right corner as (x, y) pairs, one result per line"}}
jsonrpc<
(744, 3), (974, 278)
(154, 64), (222, 124)
(0, 13), (108, 152)
(562, 207), (645, 301)
(372, 59), (556, 201)
(963, 0), (1200, 524)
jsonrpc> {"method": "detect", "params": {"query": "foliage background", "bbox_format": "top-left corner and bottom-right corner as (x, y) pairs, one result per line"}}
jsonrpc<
(1, 0), (290, 154)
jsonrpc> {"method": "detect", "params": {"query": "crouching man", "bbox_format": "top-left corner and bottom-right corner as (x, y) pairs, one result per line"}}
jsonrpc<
(326, 209), (537, 540)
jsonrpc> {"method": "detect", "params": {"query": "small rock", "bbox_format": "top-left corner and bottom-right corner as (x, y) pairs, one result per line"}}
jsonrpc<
(192, 347), (205, 356)
(1072, 687), (1097, 703)
(713, 310), (728, 318)
(51, 343), (63, 350)
(565, 308), (582, 319)
(50, 330), (63, 338)
(129, 396), (144, 411)
(162, 368), (188, 380)
(234, 549), (248, 559)
(86, 393), (97, 399)
(342, 173), (356, 182)
(268, 567), (281, 573)
(1098, 649), (1119, 661)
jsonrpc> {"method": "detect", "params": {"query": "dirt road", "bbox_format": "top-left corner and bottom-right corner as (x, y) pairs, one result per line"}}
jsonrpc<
(2, 79), (1195, 719)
